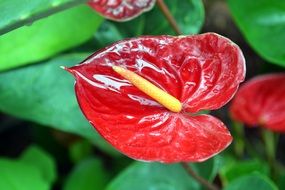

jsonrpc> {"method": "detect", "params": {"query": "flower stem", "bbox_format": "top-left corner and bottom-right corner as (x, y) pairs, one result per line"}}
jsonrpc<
(232, 121), (245, 158)
(0, 0), (89, 35)
(181, 162), (220, 190)
(261, 128), (279, 179)
(262, 128), (276, 162)
(156, 0), (182, 35)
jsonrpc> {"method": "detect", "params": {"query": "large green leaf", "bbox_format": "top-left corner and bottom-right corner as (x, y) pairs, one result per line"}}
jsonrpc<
(0, 5), (103, 71)
(224, 173), (278, 190)
(0, 0), (88, 35)
(20, 145), (57, 184)
(227, 0), (285, 67)
(63, 158), (110, 190)
(0, 53), (116, 155)
(0, 145), (56, 190)
(106, 157), (220, 190)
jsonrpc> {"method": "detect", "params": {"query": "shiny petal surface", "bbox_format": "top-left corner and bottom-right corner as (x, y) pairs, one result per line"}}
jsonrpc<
(68, 33), (244, 162)
(74, 74), (232, 162)
(88, 0), (155, 21)
(70, 33), (245, 113)
(230, 74), (285, 132)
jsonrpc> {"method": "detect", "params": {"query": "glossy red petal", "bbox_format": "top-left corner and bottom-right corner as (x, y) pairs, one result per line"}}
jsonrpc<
(67, 33), (243, 162)
(70, 33), (245, 113)
(74, 74), (232, 162)
(177, 34), (245, 113)
(230, 74), (285, 132)
(88, 0), (155, 21)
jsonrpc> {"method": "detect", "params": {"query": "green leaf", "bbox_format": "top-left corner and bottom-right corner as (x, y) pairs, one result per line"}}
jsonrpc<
(0, 145), (56, 190)
(112, 15), (146, 37)
(69, 140), (93, 164)
(0, 53), (117, 155)
(220, 159), (270, 185)
(0, 159), (49, 190)
(94, 21), (124, 48)
(227, 0), (285, 67)
(277, 171), (285, 190)
(20, 145), (57, 184)
(144, 0), (205, 35)
(0, 0), (88, 35)
(63, 158), (110, 190)
(191, 155), (223, 182)
(93, 0), (204, 50)
(224, 173), (278, 190)
(106, 0), (204, 37)
(0, 5), (103, 71)
(106, 157), (220, 190)
(106, 162), (199, 190)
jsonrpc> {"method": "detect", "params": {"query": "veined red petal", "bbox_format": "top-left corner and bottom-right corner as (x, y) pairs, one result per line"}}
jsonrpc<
(178, 34), (245, 113)
(230, 74), (285, 132)
(88, 0), (155, 21)
(74, 75), (232, 162)
(67, 33), (244, 162)
(70, 33), (245, 113)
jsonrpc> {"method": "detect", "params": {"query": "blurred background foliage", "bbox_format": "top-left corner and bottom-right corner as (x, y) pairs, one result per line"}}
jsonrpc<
(0, 0), (284, 189)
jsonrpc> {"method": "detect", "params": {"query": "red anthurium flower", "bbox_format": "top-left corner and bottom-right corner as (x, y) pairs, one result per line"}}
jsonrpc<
(88, 0), (156, 21)
(65, 33), (246, 163)
(230, 74), (285, 133)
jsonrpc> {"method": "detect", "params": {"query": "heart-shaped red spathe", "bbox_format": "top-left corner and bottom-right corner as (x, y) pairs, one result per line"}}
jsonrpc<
(67, 33), (246, 163)
(88, 0), (156, 21)
(230, 74), (285, 133)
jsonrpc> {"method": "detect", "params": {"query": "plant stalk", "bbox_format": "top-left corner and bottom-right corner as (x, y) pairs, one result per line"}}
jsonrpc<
(261, 128), (279, 179)
(181, 162), (220, 190)
(0, 0), (89, 35)
(232, 121), (245, 158)
(156, 0), (182, 35)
